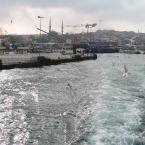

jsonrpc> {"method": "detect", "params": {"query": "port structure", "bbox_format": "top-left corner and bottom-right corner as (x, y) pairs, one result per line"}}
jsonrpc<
(85, 23), (97, 34)
(66, 23), (97, 41)
(84, 23), (97, 41)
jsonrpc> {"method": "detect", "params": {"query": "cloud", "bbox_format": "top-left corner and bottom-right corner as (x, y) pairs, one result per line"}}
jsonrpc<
(0, 0), (145, 34)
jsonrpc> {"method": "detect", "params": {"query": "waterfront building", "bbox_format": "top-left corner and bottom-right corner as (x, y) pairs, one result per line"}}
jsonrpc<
(17, 46), (30, 54)
(0, 46), (7, 55)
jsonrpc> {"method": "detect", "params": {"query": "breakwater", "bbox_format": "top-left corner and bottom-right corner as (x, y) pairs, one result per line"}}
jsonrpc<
(0, 53), (97, 70)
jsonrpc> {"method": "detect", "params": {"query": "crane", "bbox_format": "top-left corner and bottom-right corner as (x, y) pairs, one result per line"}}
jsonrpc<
(66, 23), (97, 42)
(80, 23), (97, 42)
(83, 23), (97, 33)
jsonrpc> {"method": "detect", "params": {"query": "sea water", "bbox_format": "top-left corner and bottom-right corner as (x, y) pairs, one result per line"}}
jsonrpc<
(0, 54), (145, 145)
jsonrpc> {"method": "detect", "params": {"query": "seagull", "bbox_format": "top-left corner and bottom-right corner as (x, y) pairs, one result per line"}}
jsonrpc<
(67, 83), (72, 89)
(63, 110), (77, 117)
(123, 65), (128, 77)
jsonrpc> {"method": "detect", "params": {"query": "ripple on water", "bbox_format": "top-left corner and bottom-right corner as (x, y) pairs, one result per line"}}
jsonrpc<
(0, 54), (145, 145)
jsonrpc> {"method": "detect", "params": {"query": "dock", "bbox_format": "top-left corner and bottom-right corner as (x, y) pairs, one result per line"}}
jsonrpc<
(0, 53), (97, 70)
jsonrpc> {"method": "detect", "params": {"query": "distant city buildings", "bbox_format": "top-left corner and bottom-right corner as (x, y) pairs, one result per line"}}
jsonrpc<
(0, 30), (145, 55)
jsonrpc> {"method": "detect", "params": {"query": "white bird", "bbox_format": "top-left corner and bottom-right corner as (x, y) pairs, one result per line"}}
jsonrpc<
(123, 65), (128, 77)
(67, 83), (72, 89)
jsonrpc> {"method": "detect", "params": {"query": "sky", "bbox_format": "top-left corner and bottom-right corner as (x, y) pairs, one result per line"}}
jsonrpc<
(0, 0), (145, 34)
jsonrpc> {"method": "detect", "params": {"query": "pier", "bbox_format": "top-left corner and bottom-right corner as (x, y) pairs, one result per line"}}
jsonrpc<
(0, 53), (97, 70)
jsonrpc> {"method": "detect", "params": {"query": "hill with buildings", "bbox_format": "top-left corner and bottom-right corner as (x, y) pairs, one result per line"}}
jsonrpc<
(1, 30), (145, 51)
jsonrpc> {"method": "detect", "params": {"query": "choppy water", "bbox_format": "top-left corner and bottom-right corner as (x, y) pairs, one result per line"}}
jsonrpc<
(0, 54), (145, 145)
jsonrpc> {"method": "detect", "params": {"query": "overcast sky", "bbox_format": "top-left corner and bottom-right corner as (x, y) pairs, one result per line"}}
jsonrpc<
(0, 0), (145, 34)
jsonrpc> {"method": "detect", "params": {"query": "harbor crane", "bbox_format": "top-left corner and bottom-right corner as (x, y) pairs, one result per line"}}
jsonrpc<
(66, 23), (97, 34)
(84, 23), (97, 33)
(66, 23), (97, 42)
(82, 23), (97, 41)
